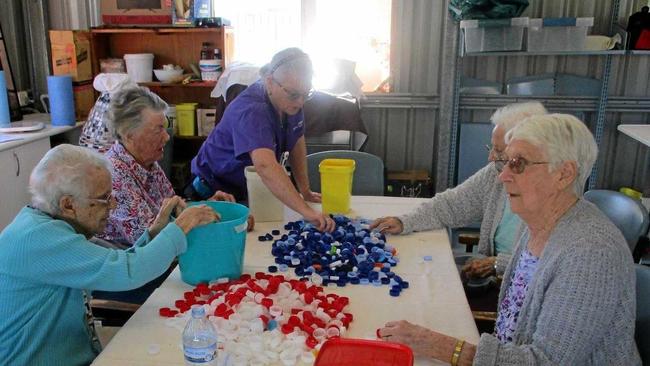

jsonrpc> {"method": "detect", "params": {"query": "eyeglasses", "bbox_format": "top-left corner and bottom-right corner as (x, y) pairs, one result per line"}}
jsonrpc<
(494, 157), (549, 174)
(272, 77), (314, 101)
(485, 144), (506, 159)
(85, 191), (115, 206)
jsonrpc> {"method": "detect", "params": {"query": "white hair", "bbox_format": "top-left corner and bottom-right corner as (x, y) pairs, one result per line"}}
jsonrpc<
(108, 86), (167, 141)
(491, 102), (548, 133)
(29, 144), (112, 215)
(259, 47), (313, 85)
(505, 113), (598, 197)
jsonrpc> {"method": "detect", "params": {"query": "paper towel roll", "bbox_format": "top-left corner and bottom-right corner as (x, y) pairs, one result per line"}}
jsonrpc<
(0, 71), (11, 127)
(47, 75), (76, 126)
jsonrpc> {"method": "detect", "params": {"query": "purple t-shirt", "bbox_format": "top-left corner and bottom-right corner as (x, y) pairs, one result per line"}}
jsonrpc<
(191, 80), (304, 200)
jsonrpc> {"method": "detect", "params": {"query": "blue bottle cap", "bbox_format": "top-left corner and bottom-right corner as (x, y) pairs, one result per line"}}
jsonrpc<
(258, 235), (266, 242)
(400, 281), (410, 289)
(272, 229), (280, 235)
(268, 265), (278, 273)
(350, 277), (360, 285)
(360, 278), (370, 285)
(389, 289), (401, 297)
(380, 277), (390, 285)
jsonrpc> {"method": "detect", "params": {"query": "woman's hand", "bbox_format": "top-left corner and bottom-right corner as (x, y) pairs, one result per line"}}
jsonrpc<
(461, 256), (497, 278)
(304, 209), (335, 232)
(149, 196), (187, 238)
(209, 190), (236, 202)
(378, 320), (438, 358)
(174, 204), (221, 234)
(301, 190), (322, 203)
(369, 216), (404, 234)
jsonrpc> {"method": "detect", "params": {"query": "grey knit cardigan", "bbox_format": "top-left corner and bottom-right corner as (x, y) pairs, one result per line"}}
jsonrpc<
(398, 163), (512, 273)
(473, 199), (641, 365)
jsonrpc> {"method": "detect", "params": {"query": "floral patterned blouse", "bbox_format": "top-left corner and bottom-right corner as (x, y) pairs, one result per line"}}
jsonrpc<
(495, 245), (540, 343)
(98, 142), (174, 245)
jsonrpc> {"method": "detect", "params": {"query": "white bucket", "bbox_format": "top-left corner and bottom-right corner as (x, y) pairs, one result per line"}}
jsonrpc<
(124, 53), (154, 83)
(199, 59), (221, 81)
(245, 166), (286, 222)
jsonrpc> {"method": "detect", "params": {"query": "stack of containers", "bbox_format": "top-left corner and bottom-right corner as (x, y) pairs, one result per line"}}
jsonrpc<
(460, 17), (529, 53)
(527, 17), (594, 52)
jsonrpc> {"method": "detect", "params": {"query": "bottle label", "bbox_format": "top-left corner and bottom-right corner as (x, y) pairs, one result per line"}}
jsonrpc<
(184, 343), (217, 364)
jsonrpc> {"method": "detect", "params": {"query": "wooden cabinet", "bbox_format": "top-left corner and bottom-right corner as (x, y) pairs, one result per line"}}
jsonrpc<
(0, 138), (50, 229)
(90, 27), (234, 107)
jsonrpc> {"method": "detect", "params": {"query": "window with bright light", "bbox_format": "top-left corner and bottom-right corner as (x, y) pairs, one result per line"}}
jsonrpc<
(212, 0), (391, 92)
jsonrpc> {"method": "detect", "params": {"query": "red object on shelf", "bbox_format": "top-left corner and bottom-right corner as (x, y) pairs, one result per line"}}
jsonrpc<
(635, 29), (650, 49)
(314, 338), (414, 366)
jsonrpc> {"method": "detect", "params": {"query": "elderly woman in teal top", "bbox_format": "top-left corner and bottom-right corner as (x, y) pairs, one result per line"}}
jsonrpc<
(0, 144), (219, 365)
(371, 102), (547, 278)
(378, 114), (639, 365)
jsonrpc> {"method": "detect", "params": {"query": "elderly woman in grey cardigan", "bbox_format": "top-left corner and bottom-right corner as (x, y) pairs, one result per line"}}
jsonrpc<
(378, 114), (640, 365)
(371, 102), (547, 278)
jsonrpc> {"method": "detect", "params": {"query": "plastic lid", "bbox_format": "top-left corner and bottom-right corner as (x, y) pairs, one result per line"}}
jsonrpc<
(191, 304), (206, 318)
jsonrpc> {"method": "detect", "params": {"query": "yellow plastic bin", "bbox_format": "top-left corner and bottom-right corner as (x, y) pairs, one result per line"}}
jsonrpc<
(176, 102), (198, 136)
(319, 158), (355, 214)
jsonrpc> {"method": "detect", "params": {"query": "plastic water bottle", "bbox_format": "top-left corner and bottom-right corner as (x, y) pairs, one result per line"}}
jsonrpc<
(183, 305), (218, 365)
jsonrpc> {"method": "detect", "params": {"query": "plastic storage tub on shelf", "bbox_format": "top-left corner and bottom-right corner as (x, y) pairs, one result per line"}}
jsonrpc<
(460, 17), (528, 53)
(506, 73), (601, 96)
(527, 17), (594, 52)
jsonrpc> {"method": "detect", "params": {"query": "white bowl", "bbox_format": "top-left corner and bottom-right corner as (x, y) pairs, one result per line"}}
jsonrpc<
(153, 68), (184, 83)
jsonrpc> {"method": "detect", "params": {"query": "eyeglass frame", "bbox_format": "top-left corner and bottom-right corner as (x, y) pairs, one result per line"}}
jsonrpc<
(271, 76), (314, 102)
(83, 191), (115, 206)
(485, 144), (507, 160)
(494, 156), (549, 174)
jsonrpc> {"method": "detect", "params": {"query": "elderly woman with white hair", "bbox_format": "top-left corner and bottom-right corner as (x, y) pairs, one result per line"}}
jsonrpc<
(0, 144), (219, 365)
(189, 47), (335, 232)
(371, 102), (547, 278)
(379, 114), (640, 365)
(98, 86), (235, 246)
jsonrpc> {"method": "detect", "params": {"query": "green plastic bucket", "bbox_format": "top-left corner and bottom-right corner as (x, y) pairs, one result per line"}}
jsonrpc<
(179, 201), (249, 285)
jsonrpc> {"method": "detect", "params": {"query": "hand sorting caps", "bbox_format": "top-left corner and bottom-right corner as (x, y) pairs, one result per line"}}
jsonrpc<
(260, 215), (409, 296)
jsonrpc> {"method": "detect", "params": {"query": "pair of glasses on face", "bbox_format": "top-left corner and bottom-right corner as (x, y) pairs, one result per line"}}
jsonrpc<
(485, 144), (506, 159)
(494, 156), (549, 174)
(85, 191), (115, 206)
(272, 77), (314, 102)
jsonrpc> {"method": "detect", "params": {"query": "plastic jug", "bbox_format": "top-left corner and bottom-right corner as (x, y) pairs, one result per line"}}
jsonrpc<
(244, 166), (286, 222)
(319, 159), (355, 214)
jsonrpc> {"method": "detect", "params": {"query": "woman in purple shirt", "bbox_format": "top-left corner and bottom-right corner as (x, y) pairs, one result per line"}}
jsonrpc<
(190, 48), (334, 232)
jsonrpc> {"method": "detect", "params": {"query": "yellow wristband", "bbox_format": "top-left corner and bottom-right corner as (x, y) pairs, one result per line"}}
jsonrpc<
(451, 339), (465, 366)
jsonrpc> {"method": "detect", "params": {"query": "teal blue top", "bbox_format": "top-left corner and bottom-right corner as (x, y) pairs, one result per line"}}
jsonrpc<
(493, 198), (521, 256)
(0, 206), (187, 365)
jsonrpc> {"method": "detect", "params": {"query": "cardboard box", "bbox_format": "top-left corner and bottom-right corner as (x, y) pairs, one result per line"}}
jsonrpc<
(101, 0), (173, 25)
(197, 108), (217, 136)
(50, 30), (93, 82)
(73, 81), (96, 121)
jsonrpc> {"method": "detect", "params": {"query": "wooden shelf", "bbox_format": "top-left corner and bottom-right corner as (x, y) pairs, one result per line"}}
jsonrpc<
(463, 49), (627, 57)
(138, 81), (216, 88)
(91, 27), (226, 34)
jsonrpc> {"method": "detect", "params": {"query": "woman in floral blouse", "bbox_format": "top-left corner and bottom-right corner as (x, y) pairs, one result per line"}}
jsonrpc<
(98, 86), (235, 246)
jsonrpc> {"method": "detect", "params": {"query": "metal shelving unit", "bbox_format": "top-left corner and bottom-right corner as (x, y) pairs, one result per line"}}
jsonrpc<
(447, 0), (630, 190)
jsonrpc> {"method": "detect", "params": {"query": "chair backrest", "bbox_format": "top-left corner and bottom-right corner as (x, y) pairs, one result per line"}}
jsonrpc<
(314, 338), (414, 366)
(457, 122), (493, 185)
(307, 150), (384, 196)
(584, 190), (650, 252)
(636, 264), (650, 365)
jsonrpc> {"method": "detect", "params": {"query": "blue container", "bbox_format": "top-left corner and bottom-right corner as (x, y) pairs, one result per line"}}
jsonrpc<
(47, 75), (75, 126)
(179, 201), (249, 285)
(0, 71), (11, 126)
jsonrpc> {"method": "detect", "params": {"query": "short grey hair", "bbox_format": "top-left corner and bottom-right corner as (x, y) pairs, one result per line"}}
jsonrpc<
(108, 86), (167, 141)
(491, 102), (547, 133)
(259, 47), (313, 84)
(29, 144), (112, 215)
(505, 113), (598, 197)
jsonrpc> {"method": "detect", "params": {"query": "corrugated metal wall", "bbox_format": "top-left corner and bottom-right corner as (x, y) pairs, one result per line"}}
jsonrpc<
(33, 0), (650, 195)
(359, 0), (649, 195)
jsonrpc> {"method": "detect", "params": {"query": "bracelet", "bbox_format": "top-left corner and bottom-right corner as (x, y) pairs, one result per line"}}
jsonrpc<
(451, 339), (465, 366)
